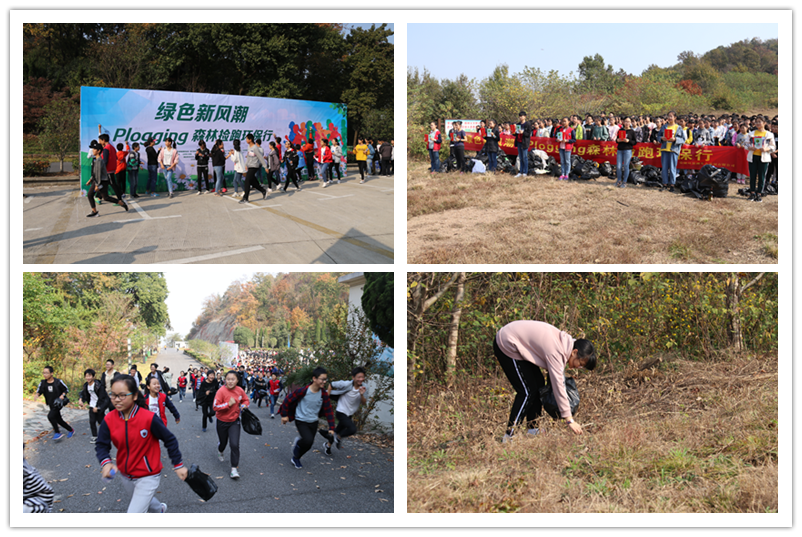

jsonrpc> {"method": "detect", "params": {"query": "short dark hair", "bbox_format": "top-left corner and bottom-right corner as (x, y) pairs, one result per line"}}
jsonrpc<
(116, 143), (124, 151)
(574, 339), (597, 371)
(246, 133), (255, 142)
(106, 359), (115, 365)
(44, 365), (54, 374)
(84, 368), (96, 377)
(98, 134), (110, 142)
(351, 367), (366, 377)
(256, 138), (262, 145)
(151, 363), (158, 369)
(226, 370), (239, 379)
(312, 366), (328, 379)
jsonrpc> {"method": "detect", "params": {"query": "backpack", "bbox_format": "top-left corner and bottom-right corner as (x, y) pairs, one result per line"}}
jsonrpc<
(127, 151), (140, 170)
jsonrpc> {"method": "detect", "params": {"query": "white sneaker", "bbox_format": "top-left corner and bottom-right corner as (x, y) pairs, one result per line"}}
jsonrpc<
(159, 502), (167, 513)
(322, 182), (329, 188)
(230, 467), (240, 479)
(359, 180), (365, 184)
(217, 449), (225, 462)
(197, 191), (202, 195)
(337, 180), (341, 184)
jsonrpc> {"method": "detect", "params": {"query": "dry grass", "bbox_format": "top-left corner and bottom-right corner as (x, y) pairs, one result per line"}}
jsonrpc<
(407, 352), (778, 513)
(407, 162), (779, 264)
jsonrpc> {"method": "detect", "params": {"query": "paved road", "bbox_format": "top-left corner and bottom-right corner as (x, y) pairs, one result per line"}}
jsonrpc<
(22, 350), (394, 513)
(22, 174), (394, 264)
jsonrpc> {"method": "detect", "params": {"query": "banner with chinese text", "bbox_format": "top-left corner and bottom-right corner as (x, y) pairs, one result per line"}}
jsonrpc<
(462, 132), (749, 175)
(80, 86), (347, 194)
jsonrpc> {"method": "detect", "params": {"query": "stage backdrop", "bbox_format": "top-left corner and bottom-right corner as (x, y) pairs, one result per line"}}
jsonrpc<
(80, 86), (347, 195)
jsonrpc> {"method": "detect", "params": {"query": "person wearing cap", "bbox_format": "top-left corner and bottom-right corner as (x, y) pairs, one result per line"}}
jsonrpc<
(85, 140), (129, 217)
(157, 137), (179, 199)
(494, 321), (597, 443)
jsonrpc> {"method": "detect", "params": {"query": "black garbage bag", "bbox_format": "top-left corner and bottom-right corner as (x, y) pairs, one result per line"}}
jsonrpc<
(540, 377), (580, 420)
(240, 407), (262, 436)
(697, 164), (729, 198)
(629, 170), (645, 185)
(678, 174), (697, 194)
(463, 159), (475, 173)
(579, 161), (599, 180)
(630, 156), (642, 171)
(185, 464), (218, 502)
(571, 155), (585, 175)
(477, 152), (489, 165)
(549, 162), (562, 176)
(598, 161), (613, 177)
(641, 165), (661, 183)
(764, 182), (778, 195)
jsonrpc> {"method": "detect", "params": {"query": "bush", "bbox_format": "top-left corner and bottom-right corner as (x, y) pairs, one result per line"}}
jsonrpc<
(23, 160), (49, 176)
(70, 155), (80, 173)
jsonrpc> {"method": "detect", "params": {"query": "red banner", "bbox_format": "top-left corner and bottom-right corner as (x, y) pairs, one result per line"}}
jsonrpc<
(462, 133), (749, 175)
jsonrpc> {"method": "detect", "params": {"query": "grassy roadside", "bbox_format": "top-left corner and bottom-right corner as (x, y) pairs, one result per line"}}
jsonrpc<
(407, 161), (778, 264)
(407, 352), (778, 513)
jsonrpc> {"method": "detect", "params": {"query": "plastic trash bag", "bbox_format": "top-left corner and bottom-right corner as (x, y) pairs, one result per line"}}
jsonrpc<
(241, 407), (262, 436)
(598, 161), (613, 177)
(697, 165), (729, 198)
(185, 464), (218, 502)
(539, 377), (580, 420)
(471, 159), (486, 174)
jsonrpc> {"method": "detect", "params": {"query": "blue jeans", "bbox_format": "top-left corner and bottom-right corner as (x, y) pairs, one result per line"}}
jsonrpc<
(319, 162), (331, 182)
(428, 149), (441, 172)
(559, 148), (572, 176)
(147, 164), (158, 192)
(162, 169), (174, 193)
(214, 165), (225, 191)
(517, 143), (529, 175)
(177, 386), (186, 401)
(233, 172), (244, 193)
(488, 152), (497, 172)
(661, 151), (678, 185)
(269, 394), (278, 415)
(617, 149), (632, 184)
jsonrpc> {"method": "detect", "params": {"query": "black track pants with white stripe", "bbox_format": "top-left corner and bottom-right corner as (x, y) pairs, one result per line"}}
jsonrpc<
(494, 336), (546, 434)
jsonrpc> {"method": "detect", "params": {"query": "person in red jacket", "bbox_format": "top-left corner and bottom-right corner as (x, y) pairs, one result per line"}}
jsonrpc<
(97, 125), (125, 205)
(95, 375), (187, 513)
(144, 377), (181, 426)
(213, 370), (251, 479)
(279, 366), (336, 469)
(426, 121), (443, 173)
(268, 373), (282, 418)
(317, 139), (334, 188)
(115, 142), (129, 197)
(302, 139), (315, 181)
(555, 117), (576, 181)
(177, 371), (188, 402)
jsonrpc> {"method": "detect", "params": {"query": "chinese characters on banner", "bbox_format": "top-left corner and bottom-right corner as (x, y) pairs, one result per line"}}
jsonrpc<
(462, 133), (749, 175)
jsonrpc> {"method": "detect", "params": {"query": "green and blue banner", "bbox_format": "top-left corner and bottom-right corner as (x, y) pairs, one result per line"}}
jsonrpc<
(80, 86), (347, 195)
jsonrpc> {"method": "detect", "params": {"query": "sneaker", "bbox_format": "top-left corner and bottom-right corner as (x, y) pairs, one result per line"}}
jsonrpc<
(87, 211), (99, 218)
(238, 199), (247, 204)
(271, 414), (274, 419)
(668, 186), (675, 193)
(754, 195), (763, 203)
(122, 202), (129, 212)
(526, 428), (540, 437)
(359, 180), (365, 184)
(323, 442), (332, 456)
(292, 436), (301, 459)
(230, 467), (240, 479)
(90, 436), (97, 444)
(217, 449), (225, 462)
(197, 191), (203, 195)
(202, 427), (207, 432)
(747, 192), (756, 201)
(168, 192), (174, 199)
(296, 185), (302, 191)
(159, 502), (167, 513)
(335, 433), (342, 450)
(67, 430), (74, 439)
(53, 433), (64, 441)
(337, 180), (341, 184)
(290, 457), (303, 469)
(151, 193), (159, 197)
(322, 182), (330, 188)
(262, 191), (268, 200)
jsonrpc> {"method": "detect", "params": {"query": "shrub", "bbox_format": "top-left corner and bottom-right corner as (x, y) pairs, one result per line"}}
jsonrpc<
(23, 160), (49, 176)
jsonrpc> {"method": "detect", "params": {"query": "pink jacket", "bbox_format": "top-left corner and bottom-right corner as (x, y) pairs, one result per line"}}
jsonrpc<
(157, 147), (180, 169)
(496, 321), (575, 418)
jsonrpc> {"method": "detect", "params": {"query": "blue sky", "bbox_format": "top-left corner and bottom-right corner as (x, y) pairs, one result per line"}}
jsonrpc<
(408, 23), (776, 81)
(346, 23), (394, 44)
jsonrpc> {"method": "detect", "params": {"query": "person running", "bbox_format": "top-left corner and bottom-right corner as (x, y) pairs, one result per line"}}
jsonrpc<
(78, 368), (110, 444)
(282, 141), (302, 191)
(212, 371), (251, 479)
(99, 359), (120, 412)
(95, 375), (187, 513)
(129, 365), (142, 387)
(97, 126), (125, 204)
(144, 377), (181, 426)
(144, 137), (160, 197)
(266, 141), (281, 192)
(252, 372), (268, 408)
(195, 140), (211, 194)
(267, 372), (282, 418)
(144, 363), (170, 397)
(280, 366), (336, 469)
(115, 142), (130, 198)
(317, 139), (334, 188)
(126, 142), (141, 198)
(157, 138), (179, 199)
(330, 138), (343, 184)
(33, 366), (75, 441)
(494, 321), (597, 442)
(240, 134), (268, 204)
(192, 368), (205, 409)
(176, 371), (188, 403)
(198, 370), (219, 432)
(23, 454), (55, 512)
(86, 140), (129, 217)
(321, 367), (368, 454)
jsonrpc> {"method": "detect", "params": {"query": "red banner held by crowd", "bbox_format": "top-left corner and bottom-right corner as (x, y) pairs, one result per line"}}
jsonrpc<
(461, 132), (749, 175)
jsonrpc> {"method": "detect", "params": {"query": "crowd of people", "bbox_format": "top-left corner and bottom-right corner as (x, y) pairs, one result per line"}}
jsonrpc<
(427, 111), (778, 202)
(24, 358), (371, 513)
(85, 124), (395, 217)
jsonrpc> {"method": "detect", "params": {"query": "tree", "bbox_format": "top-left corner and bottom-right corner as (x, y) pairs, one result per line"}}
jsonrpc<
(233, 326), (254, 348)
(362, 272), (393, 348)
(577, 54), (624, 95)
(725, 272), (766, 351)
(445, 272), (466, 388)
(37, 96), (79, 172)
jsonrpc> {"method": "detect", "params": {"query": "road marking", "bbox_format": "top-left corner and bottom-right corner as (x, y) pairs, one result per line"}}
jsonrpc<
(306, 191), (337, 198)
(24, 196), (33, 203)
(127, 200), (153, 220)
(154, 245), (265, 264)
(317, 195), (354, 201)
(233, 204), (283, 212)
(112, 215), (182, 224)
(24, 228), (43, 232)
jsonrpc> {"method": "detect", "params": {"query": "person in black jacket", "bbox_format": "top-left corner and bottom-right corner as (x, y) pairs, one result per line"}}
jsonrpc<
(251, 373), (268, 408)
(195, 140), (211, 194)
(33, 366), (74, 441)
(144, 363), (170, 397)
(78, 368), (110, 443)
(197, 370), (220, 432)
(144, 137), (160, 197)
(282, 142), (302, 191)
(485, 120), (500, 172)
(615, 117), (638, 188)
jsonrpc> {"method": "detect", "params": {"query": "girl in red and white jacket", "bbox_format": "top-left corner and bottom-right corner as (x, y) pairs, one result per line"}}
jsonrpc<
(177, 371), (188, 402)
(555, 117), (576, 181)
(145, 377), (181, 426)
(95, 375), (187, 513)
(426, 121), (443, 173)
(213, 371), (251, 479)
(317, 139), (334, 187)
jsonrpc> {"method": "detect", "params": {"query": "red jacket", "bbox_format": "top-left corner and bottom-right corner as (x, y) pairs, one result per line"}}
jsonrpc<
(318, 146), (333, 163)
(145, 392), (180, 425)
(556, 127), (576, 151)
(116, 143), (129, 174)
(426, 130), (442, 151)
(95, 405), (183, 479)
(103, 143), (117, 173)
(268, 378), (281, 396)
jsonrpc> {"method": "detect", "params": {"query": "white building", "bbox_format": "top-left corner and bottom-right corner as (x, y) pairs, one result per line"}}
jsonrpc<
(338, 272), (394, 433)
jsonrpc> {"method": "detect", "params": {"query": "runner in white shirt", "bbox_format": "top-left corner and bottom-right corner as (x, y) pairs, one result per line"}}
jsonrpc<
(322, 367), (368, 454)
